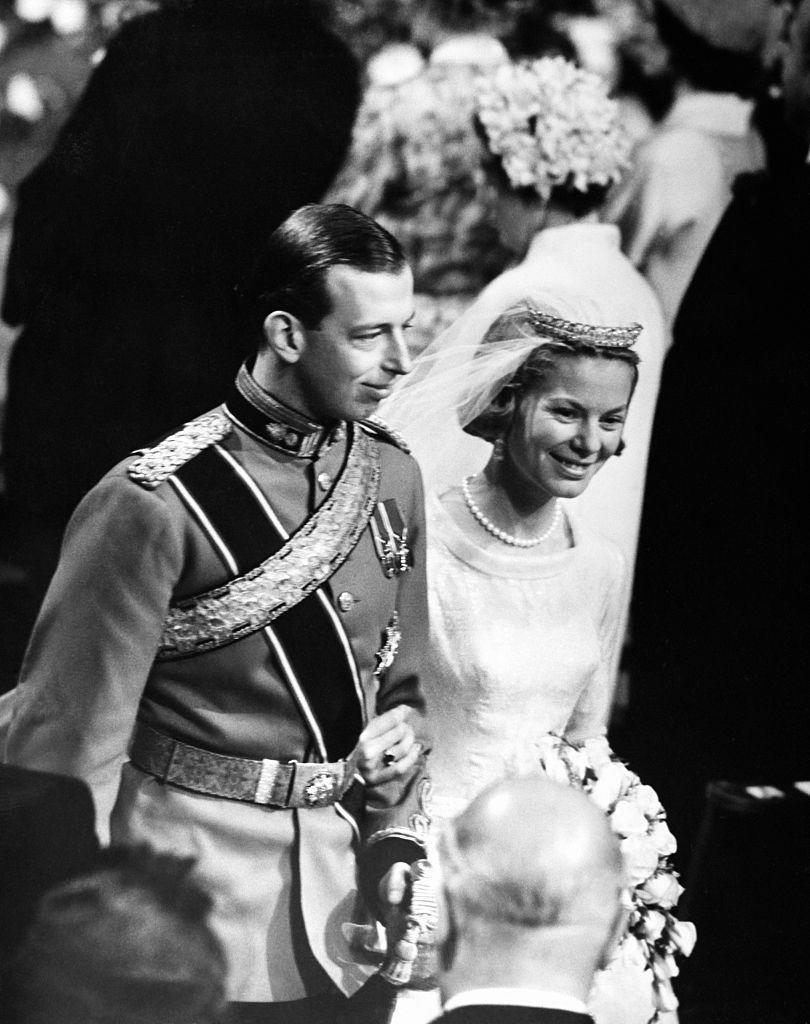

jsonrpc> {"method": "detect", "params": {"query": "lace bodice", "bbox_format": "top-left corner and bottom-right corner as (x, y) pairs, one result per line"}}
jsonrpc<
(425, 493), (626, 821)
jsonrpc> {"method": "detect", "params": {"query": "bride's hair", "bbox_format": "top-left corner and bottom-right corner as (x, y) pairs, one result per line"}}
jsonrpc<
(463, 302), (640, 443)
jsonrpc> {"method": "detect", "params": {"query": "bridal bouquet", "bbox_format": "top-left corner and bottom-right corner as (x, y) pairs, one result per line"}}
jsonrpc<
(536, 734), (696, 1023)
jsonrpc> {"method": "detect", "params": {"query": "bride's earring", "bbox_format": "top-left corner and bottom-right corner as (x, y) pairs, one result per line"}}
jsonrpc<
(492, 437), (506, 462)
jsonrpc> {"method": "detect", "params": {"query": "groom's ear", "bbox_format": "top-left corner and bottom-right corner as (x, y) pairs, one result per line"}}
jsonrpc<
(263, 310), (307, 365)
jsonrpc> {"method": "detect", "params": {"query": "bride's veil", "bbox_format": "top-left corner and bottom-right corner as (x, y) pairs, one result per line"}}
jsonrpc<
(379, 281), (611, 496)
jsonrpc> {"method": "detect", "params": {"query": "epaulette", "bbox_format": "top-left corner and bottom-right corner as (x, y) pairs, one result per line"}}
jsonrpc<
(360, 415), (411, 454)
(127, 411), (233, 490)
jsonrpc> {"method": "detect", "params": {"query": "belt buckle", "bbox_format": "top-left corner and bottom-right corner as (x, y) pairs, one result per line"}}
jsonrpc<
(303, 768), (339, 807)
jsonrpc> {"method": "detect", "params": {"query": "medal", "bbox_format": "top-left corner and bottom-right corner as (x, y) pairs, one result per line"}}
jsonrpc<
(370, 500), (412, 578)
(374, 612), (401, 677)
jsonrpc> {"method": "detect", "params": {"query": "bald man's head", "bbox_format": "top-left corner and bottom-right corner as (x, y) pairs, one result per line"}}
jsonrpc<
(440, 775), (624, 931)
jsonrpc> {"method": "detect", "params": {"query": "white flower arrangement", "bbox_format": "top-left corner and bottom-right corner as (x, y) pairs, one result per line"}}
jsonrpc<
(475, 56), (632, 201)
(537, 734), (697, 1022)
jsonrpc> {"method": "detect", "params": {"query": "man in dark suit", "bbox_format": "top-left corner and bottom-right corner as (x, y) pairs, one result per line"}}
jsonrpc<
(431, 776), (624, 1024)
(0, 763), (99, 968)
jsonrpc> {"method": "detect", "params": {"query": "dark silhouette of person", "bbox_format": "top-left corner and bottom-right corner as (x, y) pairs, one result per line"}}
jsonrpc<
(0, 764), (98, 971)
(5, 845), (227, 1024)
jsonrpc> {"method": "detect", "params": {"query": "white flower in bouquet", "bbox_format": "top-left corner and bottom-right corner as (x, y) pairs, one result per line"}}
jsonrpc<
(634, 783), (663, 819)
(620, 833), (660, 885)
(590, 759), (633, 811)
(652, 950), (679, 982)
(616, 932), (650, 969)
(669, 919), (697, 958)
(649, 819), (677, 857)
(610, 798), (649, 838)
(653, 976), (681, 1014)
(582, 734), (613, 770)
(640, 871), (684, 910)
(589, 935), (656, 1024)
(536, 733), (695, 1023)
(639, 908), (667, 944)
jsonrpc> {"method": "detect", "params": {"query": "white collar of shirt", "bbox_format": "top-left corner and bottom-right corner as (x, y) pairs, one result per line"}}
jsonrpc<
(443, 988), (588, 1014)
(665, 90), (754, 138)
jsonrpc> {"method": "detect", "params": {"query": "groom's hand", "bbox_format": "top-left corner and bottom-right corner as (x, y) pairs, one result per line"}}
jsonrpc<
(356, 706), (421, 786)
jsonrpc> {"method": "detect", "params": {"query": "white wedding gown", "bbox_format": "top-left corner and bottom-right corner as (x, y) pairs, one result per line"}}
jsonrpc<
(392, 494), (658, 1024)
(424, 493), (626, 823)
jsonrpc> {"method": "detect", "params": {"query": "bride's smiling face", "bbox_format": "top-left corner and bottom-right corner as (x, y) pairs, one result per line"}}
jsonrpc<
(505, 354), (634, 500)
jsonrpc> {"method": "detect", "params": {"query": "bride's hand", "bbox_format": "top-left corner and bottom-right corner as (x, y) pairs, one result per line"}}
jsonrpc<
(355, 706), (421, 786)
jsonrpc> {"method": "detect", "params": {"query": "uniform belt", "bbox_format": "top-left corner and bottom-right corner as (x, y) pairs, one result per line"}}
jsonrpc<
(130, 722), (360, 808)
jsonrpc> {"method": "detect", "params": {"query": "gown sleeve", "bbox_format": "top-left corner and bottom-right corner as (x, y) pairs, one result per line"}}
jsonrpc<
(565, 545), (628, 743)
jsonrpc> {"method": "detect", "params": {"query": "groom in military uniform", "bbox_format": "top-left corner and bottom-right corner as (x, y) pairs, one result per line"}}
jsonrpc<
(6, 204), (431, 1024)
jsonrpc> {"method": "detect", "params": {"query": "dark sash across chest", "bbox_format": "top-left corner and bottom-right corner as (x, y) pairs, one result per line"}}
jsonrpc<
(158, 423), (380, 759)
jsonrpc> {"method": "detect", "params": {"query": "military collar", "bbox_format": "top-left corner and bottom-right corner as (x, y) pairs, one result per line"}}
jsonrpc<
(225, 363), (345, 459)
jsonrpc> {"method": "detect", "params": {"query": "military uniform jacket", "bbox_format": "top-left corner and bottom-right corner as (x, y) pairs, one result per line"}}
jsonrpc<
(6, 371), (431, 1002)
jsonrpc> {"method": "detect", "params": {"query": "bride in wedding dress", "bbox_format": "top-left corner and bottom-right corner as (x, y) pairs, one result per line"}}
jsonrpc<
(382, 286), (692, 1024)
(384, 287), (637, 820)
(387, 290), (637, 824)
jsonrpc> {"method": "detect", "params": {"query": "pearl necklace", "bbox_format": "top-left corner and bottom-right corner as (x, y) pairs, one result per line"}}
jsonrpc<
(461, 474), (562, 548)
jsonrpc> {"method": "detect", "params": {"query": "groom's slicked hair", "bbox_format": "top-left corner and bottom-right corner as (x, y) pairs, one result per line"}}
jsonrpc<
(240, 204), (407, 335)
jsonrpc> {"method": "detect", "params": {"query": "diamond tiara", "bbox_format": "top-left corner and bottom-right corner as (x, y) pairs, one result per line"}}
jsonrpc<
(525, 305), (642, 350)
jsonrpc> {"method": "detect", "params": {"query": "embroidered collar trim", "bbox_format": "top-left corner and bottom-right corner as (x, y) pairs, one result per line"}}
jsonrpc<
(227, 363), (344, 459)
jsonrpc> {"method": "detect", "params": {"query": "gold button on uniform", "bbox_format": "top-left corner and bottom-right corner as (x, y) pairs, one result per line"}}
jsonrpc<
(317, 471), (333, 493)
(337, 592), (355, 613)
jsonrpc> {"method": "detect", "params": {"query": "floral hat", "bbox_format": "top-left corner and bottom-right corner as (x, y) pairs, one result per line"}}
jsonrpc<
(475, 55), (632, 202)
